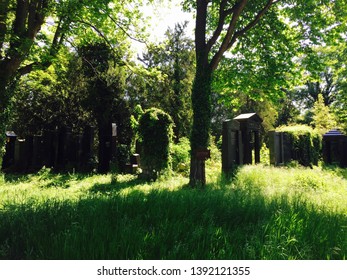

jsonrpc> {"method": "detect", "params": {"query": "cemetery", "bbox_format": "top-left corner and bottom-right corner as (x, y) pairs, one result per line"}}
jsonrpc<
(0, 0), (346, 264)
(2, 126), (95, 173)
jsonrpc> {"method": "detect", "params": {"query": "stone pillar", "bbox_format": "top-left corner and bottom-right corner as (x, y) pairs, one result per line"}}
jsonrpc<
(42, 130), (55, 168)
(2, 133), (17, 169)
(81, 126), (94, 171)
(243, 130), (252, 164)
(32, 135), (43, 170)
(14, 139), (28, 172)
(222, 119), (240, 174)
(254, 131), (260, 164)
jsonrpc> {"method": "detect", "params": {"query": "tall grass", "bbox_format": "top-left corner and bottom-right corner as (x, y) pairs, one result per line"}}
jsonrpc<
(0, 164), (346, 260)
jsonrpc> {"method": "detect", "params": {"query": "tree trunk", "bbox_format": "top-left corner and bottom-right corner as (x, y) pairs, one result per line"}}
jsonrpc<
(0, 66), (18, 163)
(189, 65), (212, 186)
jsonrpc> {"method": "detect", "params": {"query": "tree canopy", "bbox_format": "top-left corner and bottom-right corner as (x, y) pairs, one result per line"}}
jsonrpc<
(1, 0), (347, 178)
(181, 0), (347, 185)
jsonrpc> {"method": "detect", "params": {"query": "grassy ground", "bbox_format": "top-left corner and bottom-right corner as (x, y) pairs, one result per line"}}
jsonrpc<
(0, 163), (346, 260)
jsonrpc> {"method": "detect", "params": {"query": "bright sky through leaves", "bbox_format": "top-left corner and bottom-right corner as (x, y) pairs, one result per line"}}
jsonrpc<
(133, 0), (194, 54)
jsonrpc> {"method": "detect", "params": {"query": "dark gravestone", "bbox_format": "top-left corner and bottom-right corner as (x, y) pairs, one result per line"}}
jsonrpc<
(233, 113), (263, 165)
(42, 130), (56, 168)
(25, 135), (34, 171)
(342, 138), (347, 168)
(222, 119), (241, 174)
(269, 131), (294, 166)
(323, 129), (347, 167)
(67, 134), (80, 169)
(80, 126), (94, 171)
(32, 135), (43, 170)
(282, 132), (292, 163)
(14, 139), (28, 172)
(269, 131), (280, 165)
(55, 126), (71, 171)
(2, 131), (17, 170)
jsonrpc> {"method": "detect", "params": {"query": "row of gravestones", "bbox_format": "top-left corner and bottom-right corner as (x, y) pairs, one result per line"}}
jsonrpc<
(268, 129), (347, 168)
(2, 126), (95, 173)
(222, 116), (347, 172)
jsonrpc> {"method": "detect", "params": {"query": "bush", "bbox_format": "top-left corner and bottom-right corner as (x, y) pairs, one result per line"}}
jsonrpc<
(171, 137), (190, 174)
(138, 108), (174, 180)
(277, 125), (322, 166)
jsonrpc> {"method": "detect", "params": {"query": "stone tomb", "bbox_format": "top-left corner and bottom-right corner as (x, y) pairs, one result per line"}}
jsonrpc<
(222, 113), (263, 174)
(323, 129), (347, 167)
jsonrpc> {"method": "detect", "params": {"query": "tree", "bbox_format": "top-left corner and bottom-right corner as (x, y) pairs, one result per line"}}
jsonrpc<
(78, 40), (127, 174)
(182, 0), (347, 186)
(311, 93), (337, 134)
(134, 22), (195, 141)
(0, 0), (150, 162)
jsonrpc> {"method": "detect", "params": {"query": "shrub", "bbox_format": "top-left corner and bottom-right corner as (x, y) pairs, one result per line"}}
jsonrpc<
(138, 108), (174, 180)
(277, 125), (322, 166)
(171, 137), (190, 174)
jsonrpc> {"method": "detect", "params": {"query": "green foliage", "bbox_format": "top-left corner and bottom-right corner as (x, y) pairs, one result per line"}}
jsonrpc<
(0, 164), (346, 259)
(171, 137), (190, 174)
(311, 94), (338, 134)
(277, 125), (322, 166)
(130, 22), (195, 140)
(138, 108), (174, 180)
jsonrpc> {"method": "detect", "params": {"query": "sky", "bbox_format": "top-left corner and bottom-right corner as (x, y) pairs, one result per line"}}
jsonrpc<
(132, 0), (194, 54)
(146, 0), (194, 40)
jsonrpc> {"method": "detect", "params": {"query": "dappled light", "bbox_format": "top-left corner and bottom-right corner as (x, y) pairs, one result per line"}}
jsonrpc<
(0, 165), (346, 260)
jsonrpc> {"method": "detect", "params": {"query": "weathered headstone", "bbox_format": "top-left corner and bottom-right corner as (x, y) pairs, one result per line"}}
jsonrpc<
(2, 131), (17, 170)
(222, 119), (241, 174)
(323, 129), (347, 167)
(233, 113), (263, 165)
(80, 126), (94, 171)
(32, 135), (43, 170)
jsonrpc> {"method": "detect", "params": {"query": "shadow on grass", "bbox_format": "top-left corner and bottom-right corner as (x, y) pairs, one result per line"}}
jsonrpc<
(89, 176), (147, 194)
(322, 164), (347, 179)
(0, 177), (346, 260)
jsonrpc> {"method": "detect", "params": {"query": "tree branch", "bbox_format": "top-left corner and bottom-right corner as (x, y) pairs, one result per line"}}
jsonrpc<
(209, 0), (276, 70)
(195, 0), (209, 66)
(231, 0), (276, 46)
(101, 9), (149, 49)
(209, 0), (248, 70)
(76, 19), (113, 49)
(206, 0), (237, 53)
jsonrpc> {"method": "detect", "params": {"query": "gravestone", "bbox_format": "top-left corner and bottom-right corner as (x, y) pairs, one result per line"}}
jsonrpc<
(2, 131), (17, 170)
(80, 126), (94, 171)
(323, 129), (347, 167)
(14, 138), (28, 172)
(222, 119), (242, 174)
(42, 130), (56, 168)
(268, 131), (292, 165)
(55, 126), (71, 171)
(233, 113), (263, 164)
(32, 135), (43, 170)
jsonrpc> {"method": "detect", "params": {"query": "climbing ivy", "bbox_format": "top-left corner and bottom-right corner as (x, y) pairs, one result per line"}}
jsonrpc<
(278, 125), (322, 166)
(138, 108), (174, 180)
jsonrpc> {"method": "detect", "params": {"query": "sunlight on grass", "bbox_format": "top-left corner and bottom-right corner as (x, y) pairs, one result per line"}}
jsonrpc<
(0, 164), (346, 260)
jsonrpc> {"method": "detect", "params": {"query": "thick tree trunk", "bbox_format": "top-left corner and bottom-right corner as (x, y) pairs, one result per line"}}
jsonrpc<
(189, 66), (212, 186)
(0, 65), (18, 163)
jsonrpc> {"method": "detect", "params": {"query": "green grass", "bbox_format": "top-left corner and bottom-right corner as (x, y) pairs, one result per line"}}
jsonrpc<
(0, 164), (346, 260)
